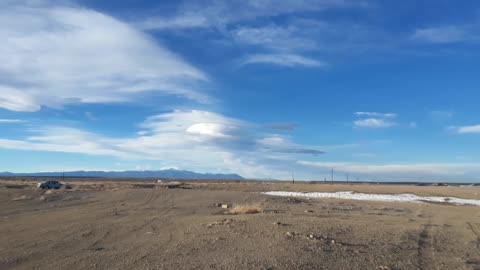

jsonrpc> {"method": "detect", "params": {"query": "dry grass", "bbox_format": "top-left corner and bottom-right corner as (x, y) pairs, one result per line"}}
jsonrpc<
(228, 204), (262, 215)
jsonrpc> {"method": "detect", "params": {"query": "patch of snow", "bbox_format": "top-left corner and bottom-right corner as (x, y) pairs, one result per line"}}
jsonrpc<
(262, 191), (480, 206)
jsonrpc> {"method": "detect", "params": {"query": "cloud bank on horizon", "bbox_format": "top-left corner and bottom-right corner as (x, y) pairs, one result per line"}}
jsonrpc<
(0, 0), (479, 181)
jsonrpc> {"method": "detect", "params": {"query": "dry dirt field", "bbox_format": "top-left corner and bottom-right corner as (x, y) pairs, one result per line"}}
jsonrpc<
(1, 179), (480, 270)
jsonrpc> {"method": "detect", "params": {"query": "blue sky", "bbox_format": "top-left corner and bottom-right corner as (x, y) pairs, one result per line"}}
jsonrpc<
(1, 0), (480, 182)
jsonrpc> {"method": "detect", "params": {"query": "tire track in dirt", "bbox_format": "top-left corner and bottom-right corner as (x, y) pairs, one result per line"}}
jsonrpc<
(127, 189), (178, 267)
(467, 222), (480, 251)
(417, 223), (438, 270)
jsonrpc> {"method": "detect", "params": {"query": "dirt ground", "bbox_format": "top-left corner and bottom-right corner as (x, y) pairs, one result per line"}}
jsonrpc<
(1, 179), (480, 270)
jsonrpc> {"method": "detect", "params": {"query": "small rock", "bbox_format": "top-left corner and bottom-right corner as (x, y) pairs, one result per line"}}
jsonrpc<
(273, 222), (282, 225)
(330, 239), (336, 244)
(285, 231), (295, 238)
(304, 210), (314, 213)
(221, 204), (231, 209)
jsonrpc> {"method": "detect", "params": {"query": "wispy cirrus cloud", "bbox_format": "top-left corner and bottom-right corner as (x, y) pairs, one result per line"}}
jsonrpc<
(0, 119), (26, 123)
(353, 112), (397, 128)
(139, 1), (369, 68)
(354, 118), (396, 128)
(0, 1), (208, 112)
(232, 25), (316, 51)
(354, 112), (397, 118)
(411, 25), (478, 44)
(242, 54), (324, 67)
(140, 0), (363, 30)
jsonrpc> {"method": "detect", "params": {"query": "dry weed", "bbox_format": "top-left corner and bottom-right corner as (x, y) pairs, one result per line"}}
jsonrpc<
(228, 204), (262, 215)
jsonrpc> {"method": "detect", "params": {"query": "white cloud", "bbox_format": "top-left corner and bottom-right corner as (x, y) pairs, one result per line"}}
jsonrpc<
(411, 26), (473, 44)
(242, 53), (324, 67)
(353, 112), (398, 128)
(298, 160), (480, 181)
(0, 118), (26, 123)
(140, 0), (361, 30)
(186, 123), (233, 138)
(232, 25), (316, 51)
(456, 125), (480, 134)
(141, 14), (209, 30)
(0, 110), (323, 178)
(354, 112), (397, 118)
(0, 2), (208, 112)
(354, 118), (396, 128)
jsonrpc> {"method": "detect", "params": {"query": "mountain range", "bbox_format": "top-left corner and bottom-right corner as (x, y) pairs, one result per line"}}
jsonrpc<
(0, 169), (244, 180)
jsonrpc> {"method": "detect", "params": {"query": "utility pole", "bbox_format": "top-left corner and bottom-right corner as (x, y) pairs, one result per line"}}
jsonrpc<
(292, 171), (295, 184)
(331, 168), (334, 184)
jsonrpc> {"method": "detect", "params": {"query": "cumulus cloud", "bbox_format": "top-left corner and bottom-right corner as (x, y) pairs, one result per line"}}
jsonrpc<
(0, 2), (208, 112)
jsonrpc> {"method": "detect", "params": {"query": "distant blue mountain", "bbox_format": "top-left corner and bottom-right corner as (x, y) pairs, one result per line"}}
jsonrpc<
(0, 169), (244, 180)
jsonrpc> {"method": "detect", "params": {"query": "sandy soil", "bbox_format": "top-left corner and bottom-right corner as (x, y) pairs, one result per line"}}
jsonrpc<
(1, 179), (480, 270)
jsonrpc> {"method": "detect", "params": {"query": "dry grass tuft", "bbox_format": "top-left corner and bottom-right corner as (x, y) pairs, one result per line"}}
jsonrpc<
(228, 204), (262, 215)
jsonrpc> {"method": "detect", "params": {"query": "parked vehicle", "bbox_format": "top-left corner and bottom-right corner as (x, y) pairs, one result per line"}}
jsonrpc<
(37, 180), (64, 189)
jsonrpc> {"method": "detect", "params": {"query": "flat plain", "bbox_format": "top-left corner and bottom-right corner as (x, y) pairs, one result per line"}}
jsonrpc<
(1, 179), (480, 270)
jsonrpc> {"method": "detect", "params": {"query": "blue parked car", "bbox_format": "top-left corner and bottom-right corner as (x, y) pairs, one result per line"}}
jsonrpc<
(37, 180), (64, 189)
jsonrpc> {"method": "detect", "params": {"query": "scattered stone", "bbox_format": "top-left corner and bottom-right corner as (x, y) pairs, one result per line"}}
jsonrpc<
(285, 231), (295, 238)
(304, 210), (314, 213)
(330, 239), (336, 244)
(378, 266), (390, 270)
(207, 218), (237, 228)
(306, 234), (323, 240)
(221, 204), (231, 209)
(287, 198), (303, 204)
(273, 222), (282, 225)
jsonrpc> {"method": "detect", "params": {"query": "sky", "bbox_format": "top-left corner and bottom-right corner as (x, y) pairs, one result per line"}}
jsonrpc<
(0, 0), (479, 182)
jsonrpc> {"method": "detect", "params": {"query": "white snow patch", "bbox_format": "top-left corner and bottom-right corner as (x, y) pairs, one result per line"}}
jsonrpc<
(262, 191), (480, 206)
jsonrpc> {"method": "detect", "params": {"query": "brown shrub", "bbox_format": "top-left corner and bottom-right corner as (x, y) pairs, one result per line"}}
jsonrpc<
(228, 204), (262, 215)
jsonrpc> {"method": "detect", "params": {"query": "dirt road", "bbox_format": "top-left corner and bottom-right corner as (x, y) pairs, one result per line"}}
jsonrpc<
(1, 180), (480, 269)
